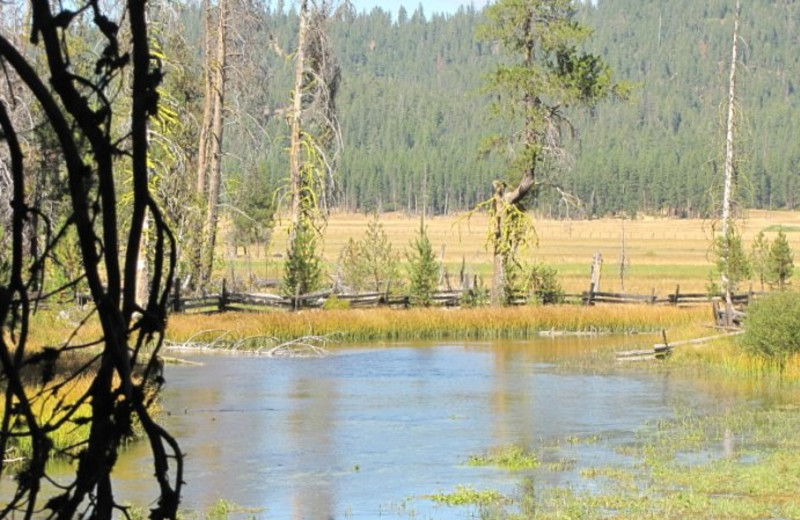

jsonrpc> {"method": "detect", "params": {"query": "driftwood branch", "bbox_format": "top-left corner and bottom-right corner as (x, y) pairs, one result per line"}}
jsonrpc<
(164, 333), (336, 358)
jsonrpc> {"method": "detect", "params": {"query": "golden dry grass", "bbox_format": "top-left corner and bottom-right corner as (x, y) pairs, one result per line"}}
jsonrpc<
(230, 209), (800, 295)
(1, 376), (94, 458)
(22, 305), (104, 352)
(166, 304), (709, 343)
(671, 336), (800, 378)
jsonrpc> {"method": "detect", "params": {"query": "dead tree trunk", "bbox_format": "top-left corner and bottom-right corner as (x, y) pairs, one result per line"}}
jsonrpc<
(489, 163), (536, 306)
(289, 0), (309, 230)
(201, 0), (229, 288)
(721, 1), (741, 323)
(489, 35), (537, 306)
(196, 0), (214, 196)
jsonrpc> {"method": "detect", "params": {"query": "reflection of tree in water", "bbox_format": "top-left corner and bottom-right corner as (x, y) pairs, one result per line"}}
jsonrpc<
(290, 376), (338, 519)
(491, 345), (535, 449)
(180, 384), (226, 506)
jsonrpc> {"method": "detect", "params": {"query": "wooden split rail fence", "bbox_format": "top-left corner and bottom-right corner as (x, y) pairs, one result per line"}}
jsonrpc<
(156, 280), (766, 314)
(167, 279), (470, 313)
(578, 284), (760, 307)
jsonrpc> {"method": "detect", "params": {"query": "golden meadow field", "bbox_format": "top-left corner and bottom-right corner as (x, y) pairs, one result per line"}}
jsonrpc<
(232, 209), (800, 295)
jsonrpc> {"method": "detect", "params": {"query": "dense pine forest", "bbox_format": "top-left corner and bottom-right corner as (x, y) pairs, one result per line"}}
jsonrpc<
(187, 0), (799, 223)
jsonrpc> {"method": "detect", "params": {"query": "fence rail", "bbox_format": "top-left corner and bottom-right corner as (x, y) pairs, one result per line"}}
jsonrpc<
(154, 280), (766, 314)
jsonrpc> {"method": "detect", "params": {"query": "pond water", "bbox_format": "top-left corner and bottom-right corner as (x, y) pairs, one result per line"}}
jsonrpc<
(107, 336), (758, 518)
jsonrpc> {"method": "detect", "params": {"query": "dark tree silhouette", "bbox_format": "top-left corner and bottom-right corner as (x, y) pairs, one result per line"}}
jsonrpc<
(0, 1), (181, 519)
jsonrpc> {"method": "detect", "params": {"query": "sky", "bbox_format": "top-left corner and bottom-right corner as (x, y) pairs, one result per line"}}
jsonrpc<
(348, 0), (491, 17)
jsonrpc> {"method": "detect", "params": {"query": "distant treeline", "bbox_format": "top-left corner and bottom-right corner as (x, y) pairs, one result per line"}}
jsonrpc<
(207, 0), (800, 220)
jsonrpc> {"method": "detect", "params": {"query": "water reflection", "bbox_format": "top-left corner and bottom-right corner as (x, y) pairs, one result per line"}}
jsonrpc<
(289, 376), (337, 519)
(93, 337), (776, 519)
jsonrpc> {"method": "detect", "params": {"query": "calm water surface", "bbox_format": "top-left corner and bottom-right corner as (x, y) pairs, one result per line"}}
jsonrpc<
(110, 337), (747, 519)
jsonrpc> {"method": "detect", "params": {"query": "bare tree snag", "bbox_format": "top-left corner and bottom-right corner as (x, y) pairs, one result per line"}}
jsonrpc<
(196, 0), (215, 196)
(201, 0), (230, 288)
(721, 1), (741, 320)
(289, 0), (309, 230)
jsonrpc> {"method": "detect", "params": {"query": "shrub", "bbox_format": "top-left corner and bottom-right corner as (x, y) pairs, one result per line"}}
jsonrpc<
(501, 261), (564, 305)
(502, 258), (527, 305)
(462, 283), (490, 307)
(336, 215), (399, 293)
(337, 237), (368, 292)
(528, 264), (565, 304)
(740, 291), (800, 365)
(322, 294), (350, 310)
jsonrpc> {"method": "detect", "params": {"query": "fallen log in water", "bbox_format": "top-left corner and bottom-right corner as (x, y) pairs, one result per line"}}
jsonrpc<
(616, 330), (744, 362)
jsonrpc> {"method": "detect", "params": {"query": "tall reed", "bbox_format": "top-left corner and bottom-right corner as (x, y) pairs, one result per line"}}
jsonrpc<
(671, 337), (800, 378)
(166, 305), (708, 345)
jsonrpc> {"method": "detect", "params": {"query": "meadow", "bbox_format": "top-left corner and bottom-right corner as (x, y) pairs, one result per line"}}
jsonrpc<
(227, 209), (800, 295)
(12, 210), (800, 520)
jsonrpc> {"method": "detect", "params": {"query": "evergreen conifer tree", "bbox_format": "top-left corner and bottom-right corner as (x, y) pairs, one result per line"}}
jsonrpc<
(713, 230), (751, 295)
(750, 230), (771, 291)
(767, 228), (794, 290)
(406, 220), (439, 306)
(283, 219), (323, 297)
(362, 215), (399, 292)
(337, 215), (399, 293)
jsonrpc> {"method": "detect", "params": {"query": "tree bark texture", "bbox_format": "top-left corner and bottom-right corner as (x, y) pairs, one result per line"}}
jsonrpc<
(201, 0), (229, 287)
(289, 0), (309, 230)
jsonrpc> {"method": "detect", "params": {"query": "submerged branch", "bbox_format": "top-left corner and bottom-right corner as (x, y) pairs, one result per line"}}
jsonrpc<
(164, 333), (337, 358)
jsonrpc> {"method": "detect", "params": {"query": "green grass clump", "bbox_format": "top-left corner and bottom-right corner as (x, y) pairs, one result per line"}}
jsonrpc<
(472, 405), (800, 520)
(427, 485), (507, 507)
(762, 224), (800, 233)
(126, 499), (261, 520)
(468, 444), (539, 471)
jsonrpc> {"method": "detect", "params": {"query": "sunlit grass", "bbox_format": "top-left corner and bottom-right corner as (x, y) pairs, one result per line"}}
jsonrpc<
(24, 304), (103, 353)
(166, 304), (709, 345)
(669, 336), (800, 378)
(427, 485), (507, 507)
(443, 404), (800, 520)
(468, 444), (539, 471)
(219, 209), (800, 295)
(126, 499), (262, 520)
(2, 376), (94, 459)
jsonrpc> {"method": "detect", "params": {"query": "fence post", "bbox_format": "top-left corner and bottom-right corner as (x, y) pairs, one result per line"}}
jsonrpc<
(650, 287), (656, 304)
(584, 282), (595, 306)
(172, 277), (182, 313)
(590, 252), (603, 292)
(711, 299), (721, 326)
(219, 278), (227, 312)
(673, 284), (680, 305)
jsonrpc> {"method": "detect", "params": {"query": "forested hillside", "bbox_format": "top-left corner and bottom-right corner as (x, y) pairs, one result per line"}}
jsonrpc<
(214, 0), (800, 219)
(572, 0), (800, 217)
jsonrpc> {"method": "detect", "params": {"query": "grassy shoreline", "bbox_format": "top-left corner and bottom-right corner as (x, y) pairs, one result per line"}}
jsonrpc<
(165, 304), (710, 345)
(12, 301), (800, 519)
(437, 401), (800, 520)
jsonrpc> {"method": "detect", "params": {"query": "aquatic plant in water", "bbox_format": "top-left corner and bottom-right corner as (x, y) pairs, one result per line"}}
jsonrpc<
(468, 444), (540, 471)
